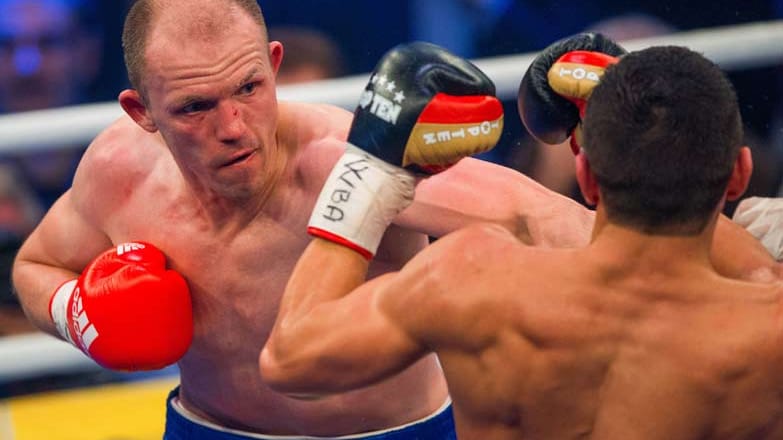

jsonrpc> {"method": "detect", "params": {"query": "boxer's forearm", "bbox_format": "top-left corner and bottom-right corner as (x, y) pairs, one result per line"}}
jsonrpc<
(397, 157), (594, 247)
(12, 254), (80, 337)
(264, 240), (423, 396)
(265, 240), (369, 387)
(276, 239), (369, 324)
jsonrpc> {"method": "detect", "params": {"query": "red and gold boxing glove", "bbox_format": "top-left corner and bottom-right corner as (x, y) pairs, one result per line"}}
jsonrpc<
(548, 50), (619, 153)
(308, 42), (504, 259)
(49, 242), (193, 371)
(518, 33), (626, 154)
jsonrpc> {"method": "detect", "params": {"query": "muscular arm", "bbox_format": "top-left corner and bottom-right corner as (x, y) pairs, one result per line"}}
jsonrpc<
(12, 192), (112, 337)
(396, 157), (595, 247)
(261, 239), (428, 398)
(11, 123), (128, 337)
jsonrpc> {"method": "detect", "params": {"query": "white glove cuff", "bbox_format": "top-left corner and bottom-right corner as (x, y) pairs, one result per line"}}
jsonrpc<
(733, 196), (783, 261)
(50, 279), (77, 345)
(308, 145), (416, 259)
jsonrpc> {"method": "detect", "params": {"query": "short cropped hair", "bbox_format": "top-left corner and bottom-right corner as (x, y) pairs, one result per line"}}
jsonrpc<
(583, 46), (743, 235)
(122, 0), (267, 97)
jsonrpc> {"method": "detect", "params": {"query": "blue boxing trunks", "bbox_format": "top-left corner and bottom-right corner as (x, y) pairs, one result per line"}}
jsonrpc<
(163, 387), (456, 439)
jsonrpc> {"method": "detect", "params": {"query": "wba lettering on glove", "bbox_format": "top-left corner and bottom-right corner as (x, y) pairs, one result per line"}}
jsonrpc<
(320, 155), (372, 222)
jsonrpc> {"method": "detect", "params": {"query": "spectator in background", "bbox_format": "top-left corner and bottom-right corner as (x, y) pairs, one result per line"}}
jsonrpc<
(0, 0), (101, 113)
(0, 165), (43, 247)
(585, 12), (677, 41)
(0, 0), (103, 334)
(409, 0), (600, 58)
(0, 164), (43, 336)
(0, 0), (103, 210)
(260, 0), (410, 74)
(269, 26), (346, 85)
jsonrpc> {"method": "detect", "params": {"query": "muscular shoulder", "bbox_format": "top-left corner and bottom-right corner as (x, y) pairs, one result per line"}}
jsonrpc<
(378, 223), (525, 346)
(278, 101), (352, 147)
(431, 223), (523, 272)
(418, 224), (527, 300)
(71, 115), (164, 221)
(278, 101), (353, 187)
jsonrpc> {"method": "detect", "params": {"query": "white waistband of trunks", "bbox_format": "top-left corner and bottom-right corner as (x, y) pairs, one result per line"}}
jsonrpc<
(171, 395), (452, 439)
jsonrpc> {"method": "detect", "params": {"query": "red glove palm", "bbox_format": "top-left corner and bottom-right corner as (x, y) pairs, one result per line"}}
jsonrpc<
(49, 242), (193, 371)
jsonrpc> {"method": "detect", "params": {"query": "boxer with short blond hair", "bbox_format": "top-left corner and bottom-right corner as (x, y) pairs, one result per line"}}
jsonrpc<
(262, 40), (783, 439)
(11, 1), (596, 438)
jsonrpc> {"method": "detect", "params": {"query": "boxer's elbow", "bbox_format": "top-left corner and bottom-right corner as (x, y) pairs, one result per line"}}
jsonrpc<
(259, 338), (301, 389)
(259, 339), (330, 399)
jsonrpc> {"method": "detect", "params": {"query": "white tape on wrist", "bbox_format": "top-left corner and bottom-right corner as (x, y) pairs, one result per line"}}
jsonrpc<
(307, 145), (415, 259)
(50, 279), (77, 345)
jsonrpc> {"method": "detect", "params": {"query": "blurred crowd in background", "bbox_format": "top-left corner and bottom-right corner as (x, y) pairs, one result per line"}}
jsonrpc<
(1, 0), (782, 396)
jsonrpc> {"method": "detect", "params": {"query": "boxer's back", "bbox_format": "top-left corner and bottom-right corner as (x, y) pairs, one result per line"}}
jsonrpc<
(412, 224), (783, 439)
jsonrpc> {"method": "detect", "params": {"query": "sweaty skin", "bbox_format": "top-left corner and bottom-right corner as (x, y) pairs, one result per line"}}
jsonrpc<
(11, 1), (594, 434)
(262, 110), (783, 438)
(263, 218), (783, 439)
(434, 223), (783, 439)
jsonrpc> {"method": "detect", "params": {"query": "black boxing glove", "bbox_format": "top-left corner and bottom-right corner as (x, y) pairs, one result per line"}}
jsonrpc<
(350, 41), (504, 174)
(518, 33), (626, 154)
(308, 41), (504, 259)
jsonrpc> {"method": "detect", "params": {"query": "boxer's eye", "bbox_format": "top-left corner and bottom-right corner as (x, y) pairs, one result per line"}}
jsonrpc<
(238, 82), (258, 95)
(180, 100), (213, 114)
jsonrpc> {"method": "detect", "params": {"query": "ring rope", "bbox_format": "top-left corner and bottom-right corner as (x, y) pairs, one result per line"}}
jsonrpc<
(1, 19), (782, 382)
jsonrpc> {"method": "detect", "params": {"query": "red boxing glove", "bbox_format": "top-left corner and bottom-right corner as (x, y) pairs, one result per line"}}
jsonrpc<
(49, 242), (193, 371)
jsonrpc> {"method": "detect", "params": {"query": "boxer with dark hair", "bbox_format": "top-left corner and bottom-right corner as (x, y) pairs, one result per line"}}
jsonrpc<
(263, 39), (783, 439)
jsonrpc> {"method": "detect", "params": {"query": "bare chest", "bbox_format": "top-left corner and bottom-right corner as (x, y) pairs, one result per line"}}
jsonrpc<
(106, 193), (312, 342)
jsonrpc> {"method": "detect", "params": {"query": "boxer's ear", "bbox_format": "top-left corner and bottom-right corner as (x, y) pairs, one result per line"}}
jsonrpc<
(575, 150), (599, 206)
(119, 89), (157, 133)
(726, 146), (752, 201)
(269, 40), (283, 76)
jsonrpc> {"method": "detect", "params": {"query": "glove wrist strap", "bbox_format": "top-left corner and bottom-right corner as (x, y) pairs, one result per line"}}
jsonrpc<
(307, 144), (415, 259)
(49, 279), (78, 346)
